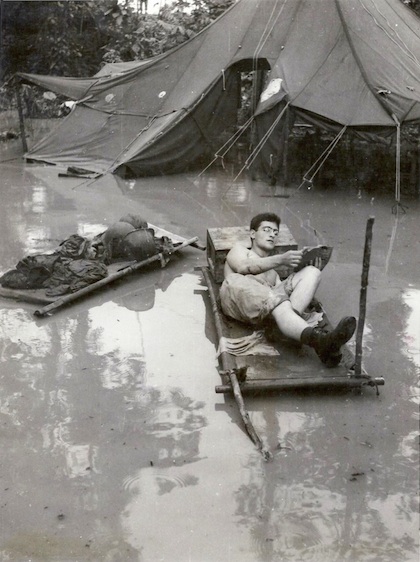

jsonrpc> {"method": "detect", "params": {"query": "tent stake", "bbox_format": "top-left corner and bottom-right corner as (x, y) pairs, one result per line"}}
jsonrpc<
(355, 216), (375, 376)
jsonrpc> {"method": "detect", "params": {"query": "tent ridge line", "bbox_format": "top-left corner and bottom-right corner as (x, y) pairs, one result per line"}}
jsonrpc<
(251, 0), (300, 63)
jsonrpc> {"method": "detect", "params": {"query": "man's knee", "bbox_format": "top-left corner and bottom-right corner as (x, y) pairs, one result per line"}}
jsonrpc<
(301, 265), (322, 284)
(271, 298), (292, 317)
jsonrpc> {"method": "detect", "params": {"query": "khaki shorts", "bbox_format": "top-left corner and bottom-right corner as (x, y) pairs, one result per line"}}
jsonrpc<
(220, 273), (294, 325)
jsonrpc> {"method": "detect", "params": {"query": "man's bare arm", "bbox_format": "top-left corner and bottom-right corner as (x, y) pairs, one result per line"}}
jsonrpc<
(226, 244), (303, 275)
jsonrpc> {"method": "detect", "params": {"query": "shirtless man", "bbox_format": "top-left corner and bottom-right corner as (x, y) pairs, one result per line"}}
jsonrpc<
(220, 212), (356, 367)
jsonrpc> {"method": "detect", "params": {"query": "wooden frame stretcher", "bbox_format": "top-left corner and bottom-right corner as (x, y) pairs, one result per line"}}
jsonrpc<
(0, 225), (202, 317)
(201, 223), (384, 457)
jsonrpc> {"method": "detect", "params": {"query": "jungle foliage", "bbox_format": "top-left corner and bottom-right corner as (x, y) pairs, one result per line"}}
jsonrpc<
(0, 0), (235, 81)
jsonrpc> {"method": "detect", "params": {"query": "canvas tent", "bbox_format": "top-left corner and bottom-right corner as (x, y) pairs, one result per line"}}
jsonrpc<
(17, 0), (420, 180)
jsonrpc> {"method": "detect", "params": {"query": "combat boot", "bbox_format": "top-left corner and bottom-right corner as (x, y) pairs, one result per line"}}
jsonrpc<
(301, 316), (356, 368)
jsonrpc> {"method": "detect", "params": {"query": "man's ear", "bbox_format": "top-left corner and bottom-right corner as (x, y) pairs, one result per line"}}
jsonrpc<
(250, 229), (256, 241)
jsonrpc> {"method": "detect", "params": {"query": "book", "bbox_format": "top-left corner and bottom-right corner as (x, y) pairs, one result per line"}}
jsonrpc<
(295, 245), (333, 272)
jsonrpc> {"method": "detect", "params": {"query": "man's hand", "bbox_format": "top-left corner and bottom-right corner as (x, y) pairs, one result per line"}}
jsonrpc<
(280, 250), (303, 269)
(308, 256), (323, 270)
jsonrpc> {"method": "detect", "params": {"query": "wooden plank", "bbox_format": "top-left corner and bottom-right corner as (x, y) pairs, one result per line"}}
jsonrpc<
(0, 286), (54, 305)
(207, 224), (297, 251)
(215, 375), (385, 393)
(201, 266), (271, 460)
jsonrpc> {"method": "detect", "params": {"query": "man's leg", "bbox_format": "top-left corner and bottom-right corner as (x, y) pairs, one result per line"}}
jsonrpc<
(271, 300), (308, 340)
(288, 265), (321, 315)
(271, 299), (356, 368)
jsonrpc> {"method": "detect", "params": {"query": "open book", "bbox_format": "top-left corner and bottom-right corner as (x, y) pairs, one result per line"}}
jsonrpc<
(295, 245), (333, 272)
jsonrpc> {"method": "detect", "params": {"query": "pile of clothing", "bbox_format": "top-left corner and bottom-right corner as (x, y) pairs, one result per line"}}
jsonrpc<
(0, 234), (108, 297)
(0, 214), (174, 297)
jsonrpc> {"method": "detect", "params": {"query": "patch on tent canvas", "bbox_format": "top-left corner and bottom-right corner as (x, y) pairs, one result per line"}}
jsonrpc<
(105, 93), (115, 103)
(260, 78), (283, 103)
(158, 91), (166, 98)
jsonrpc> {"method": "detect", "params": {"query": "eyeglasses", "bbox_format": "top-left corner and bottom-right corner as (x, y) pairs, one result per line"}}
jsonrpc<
(259, 226), (279, 236)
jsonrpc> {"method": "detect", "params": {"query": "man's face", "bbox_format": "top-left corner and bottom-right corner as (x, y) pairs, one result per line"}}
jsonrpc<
(251, 221), (279, 252)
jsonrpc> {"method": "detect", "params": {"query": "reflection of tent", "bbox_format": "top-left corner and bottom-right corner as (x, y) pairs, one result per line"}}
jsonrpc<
(17, 0), (420, 179)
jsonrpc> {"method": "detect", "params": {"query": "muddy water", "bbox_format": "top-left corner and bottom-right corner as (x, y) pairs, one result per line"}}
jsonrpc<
(0, 157), (418, 562)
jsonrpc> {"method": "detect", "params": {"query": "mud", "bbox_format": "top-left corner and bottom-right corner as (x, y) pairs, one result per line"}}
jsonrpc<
(0, 151), (418, 562)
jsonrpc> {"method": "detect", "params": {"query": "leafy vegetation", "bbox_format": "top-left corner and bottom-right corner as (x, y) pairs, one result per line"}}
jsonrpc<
(0, 0), (235, 81)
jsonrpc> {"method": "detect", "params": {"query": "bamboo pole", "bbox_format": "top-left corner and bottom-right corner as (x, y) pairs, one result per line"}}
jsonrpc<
(216, 375), (384, 394)
(354, 217), (375, 376)
(34, 237), (198, 317)
(15, 80), (28, 153)
(201, 267), (272, 460)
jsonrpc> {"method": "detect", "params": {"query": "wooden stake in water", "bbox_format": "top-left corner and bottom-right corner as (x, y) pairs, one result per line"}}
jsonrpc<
(355, 216), (375, 376)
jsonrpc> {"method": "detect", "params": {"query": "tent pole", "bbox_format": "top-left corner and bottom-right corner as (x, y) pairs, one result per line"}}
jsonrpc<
(417, 126), (420, 197)
(391, 114), (407, 213)
(267, 105), (290, 190)
(251, 69), (265, 114)
(395, 119), (401, 203)
(282, 105), (290, 186)
(15, 80), (28, 153)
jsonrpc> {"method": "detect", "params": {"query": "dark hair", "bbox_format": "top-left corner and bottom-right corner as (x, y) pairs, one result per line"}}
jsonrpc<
(250, 213), (281, 231)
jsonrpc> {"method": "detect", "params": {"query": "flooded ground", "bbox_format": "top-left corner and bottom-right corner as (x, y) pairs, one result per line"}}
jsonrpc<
(0, 143), (419, 562)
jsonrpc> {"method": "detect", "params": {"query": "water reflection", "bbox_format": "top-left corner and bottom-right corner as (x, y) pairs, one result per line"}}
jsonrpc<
(0, 278), (207, 558)
(401, 289), (420, 370)
(194, 172), (251, 205)
(31, 185), (47, 214)
(0, 166), (110, 264)
(1, 159), (419, 560)
(86, 303), (147, 390)
(230, 398), (419, 562)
